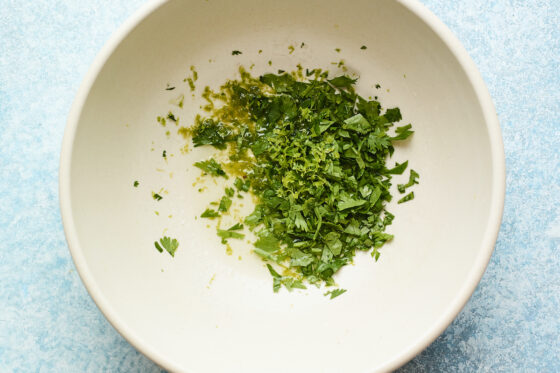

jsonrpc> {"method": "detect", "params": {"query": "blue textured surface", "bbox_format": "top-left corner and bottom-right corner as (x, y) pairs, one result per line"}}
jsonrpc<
(0, 0), (558, 372)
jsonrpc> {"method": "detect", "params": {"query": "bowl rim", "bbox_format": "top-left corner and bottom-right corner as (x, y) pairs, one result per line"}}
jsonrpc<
(59, 0), (506, 371)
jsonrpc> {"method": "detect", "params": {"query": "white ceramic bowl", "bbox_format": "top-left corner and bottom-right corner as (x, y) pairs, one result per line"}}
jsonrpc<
(60, 0), (505, 372)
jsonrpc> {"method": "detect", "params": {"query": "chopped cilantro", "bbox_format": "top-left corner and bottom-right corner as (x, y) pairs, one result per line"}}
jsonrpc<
(133, 181), (139, 187)
(232, 50), (242, 55)
(162, 150), (167, 158)
(152, 192), (163, 201)
(360, 45), (367, 50)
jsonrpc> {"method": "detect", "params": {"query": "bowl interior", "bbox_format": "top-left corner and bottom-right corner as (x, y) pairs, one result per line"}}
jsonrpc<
(65, 0), (499, 371)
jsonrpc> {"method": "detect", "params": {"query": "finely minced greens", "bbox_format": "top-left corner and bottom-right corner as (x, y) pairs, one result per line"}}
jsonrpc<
(175, 66), (418, 294)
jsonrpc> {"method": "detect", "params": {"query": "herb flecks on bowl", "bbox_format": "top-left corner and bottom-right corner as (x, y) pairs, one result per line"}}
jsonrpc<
(175, 66), (418, 293)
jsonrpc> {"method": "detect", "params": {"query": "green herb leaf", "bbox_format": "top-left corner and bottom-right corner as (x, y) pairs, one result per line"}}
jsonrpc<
(167, 112), (177, 122)
(177, 65), (418, 293)
(155, 236), (179, 257)
(391, 124), (414, 141)
(397, 169), (420, 193)
(337, 194), (367, 210)
(398, 192), (415, 204)
(328, 75), (357, 88)
(254, 231), (280, 252)
(191, 119), (233, 149)
(384, 108), (402, 123)
(194, 158), (228, 178)
(324, 288), (347, 299)
(343, 114), (372, 134)
(218, 195), (232, 212)
(217, 229), (245, 240)
(386, 161), (408, 175)
(227, 223), (244, 231)
(234, 178), (250, 192)
(225, 187), (235, 197)
(201, 209), (220, 218)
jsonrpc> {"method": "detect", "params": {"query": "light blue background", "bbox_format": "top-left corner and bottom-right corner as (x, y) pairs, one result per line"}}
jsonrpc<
(0, 0), (558, 371)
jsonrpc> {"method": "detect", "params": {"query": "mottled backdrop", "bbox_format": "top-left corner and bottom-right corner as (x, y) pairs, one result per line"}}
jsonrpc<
(0, 0), (558, 372)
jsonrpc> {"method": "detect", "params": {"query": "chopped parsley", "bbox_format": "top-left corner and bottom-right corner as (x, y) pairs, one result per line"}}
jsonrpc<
(201, 208), (220, 218)
(190, 65), (198, 81)
(156, 116), (166, 126)
(392, 124), (414, 141)
(218, 195), (232, 212)
(324, 288), (347, 299)
(360, 45), (367, 50)
(194, 158), (227, 178)
(192, 119), (233, 149)
(266, 264), (307, 292)
(154, 236), (179, 257)
(387, 161), (408, 175)
(167, 112), (177, 122)
(397, 169), (420, 193)
(187, 78), (195, 91)
(172, 65), (419, 293)
(234, 178), (250, 192)
(217, 229), (245, 243)
(398, 192), (415, 204)
(152, 192), (163, 201)
(227, 223), (244, 231)
(133, 181), (139, 187)
(232, 50), (242, 55)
